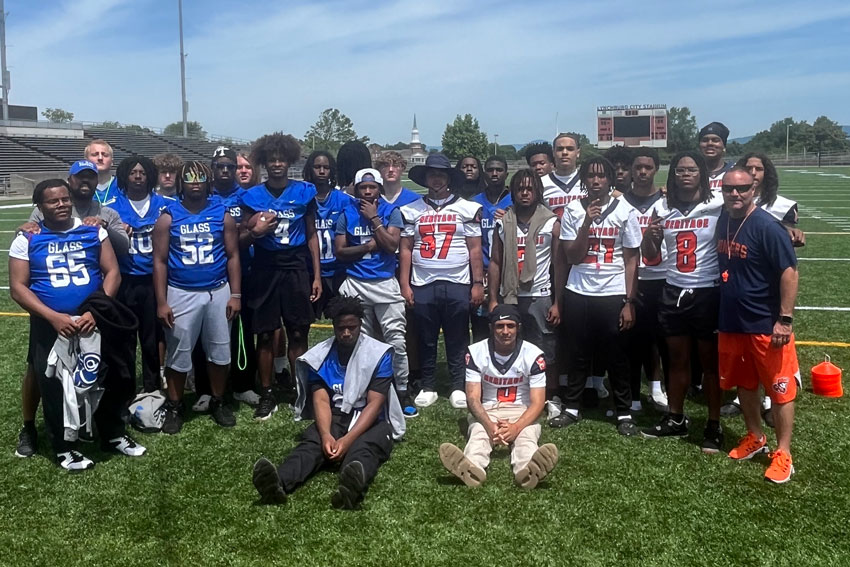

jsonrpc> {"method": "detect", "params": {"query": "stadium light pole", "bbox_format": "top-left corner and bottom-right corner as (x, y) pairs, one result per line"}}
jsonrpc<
(0, 0), (9, 122)
(494, 133), (498, 155)
(178, 0), (188, 137)
(786, 123), (790, 161)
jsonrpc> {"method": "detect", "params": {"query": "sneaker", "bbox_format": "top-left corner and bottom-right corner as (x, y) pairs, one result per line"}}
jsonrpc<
(617, 418), (639, 436)
(332, 460), (368, 510)
(729, 432), (769, 461)
(15, 426), (37, 458)
(399, 392), (419, 418)
(192, 394), (211, 413)
(545, 398), (563, 420)
(641, 414), (690, 438)
(515, 443), (559, 489)
(764, 450), (795, 484)
(548, 411), (581, 429)
(414, 389), (438, 408)
(449, 390), (467, 409)
(649, 389), (669, 412)
(161, 400), (184, 435)
(720, 400), (742, 417)
(233, 390), (261, 407)
(439, 443), (486, 488)
(580, 388), (599, 409)
(210, 397), (236, 428)
(252, 457), (287, 504)
(56, 450), (95, 472)
(104, 435), (147, 457)
(254, 391), (278, 421)
(701, 424), (725, 455)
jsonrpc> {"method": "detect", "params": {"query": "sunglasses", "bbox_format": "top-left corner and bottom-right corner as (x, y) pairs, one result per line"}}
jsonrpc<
(721, 184), (753, 194)
(214, 163), (237, 171)
(182, 171), (208, 183)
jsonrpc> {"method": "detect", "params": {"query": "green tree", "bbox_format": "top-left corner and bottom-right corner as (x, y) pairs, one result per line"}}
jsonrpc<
(164, 121), (207, 139)
(667, 106), (698, 152)
(441, 114), (489, 160)
(386, 141), (409, 150)
(496, 144), (518, 160)
(812, 115), (850, 152)
(41, 107), (74, 123)
(303, 108), (368, 153)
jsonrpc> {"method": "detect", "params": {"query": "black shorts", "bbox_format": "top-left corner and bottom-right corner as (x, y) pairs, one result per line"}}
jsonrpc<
(635, 278), (665, 333)
(658, 284), (719, 340)
(248, 267), (315, 334)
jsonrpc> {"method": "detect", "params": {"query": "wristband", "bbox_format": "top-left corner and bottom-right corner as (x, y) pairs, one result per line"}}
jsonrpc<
(231, 294), (242, 298)
(370, 215), (379, 221)
(623, 297), (634, 305)
(778, 315), (793, 325)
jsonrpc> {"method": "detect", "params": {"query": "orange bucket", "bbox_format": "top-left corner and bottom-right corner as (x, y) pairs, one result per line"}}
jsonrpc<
(811, 355), (843, 397)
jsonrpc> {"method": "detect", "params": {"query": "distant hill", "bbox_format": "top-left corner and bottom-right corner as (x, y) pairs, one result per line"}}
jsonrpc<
(730, 126), (849, 145)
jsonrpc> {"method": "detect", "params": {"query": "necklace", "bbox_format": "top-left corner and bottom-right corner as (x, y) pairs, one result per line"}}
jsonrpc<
(722, 207), (755, 282)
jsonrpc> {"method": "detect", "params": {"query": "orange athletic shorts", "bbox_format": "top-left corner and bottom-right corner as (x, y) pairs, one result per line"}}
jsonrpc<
(718, 332), (798, 403)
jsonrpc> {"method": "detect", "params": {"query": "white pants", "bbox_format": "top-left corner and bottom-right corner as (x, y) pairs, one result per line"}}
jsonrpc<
(464, 405), (541, 475)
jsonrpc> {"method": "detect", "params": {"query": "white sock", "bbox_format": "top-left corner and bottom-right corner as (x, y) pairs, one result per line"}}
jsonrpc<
(564, 408), (579, 418)
(650, 380), (663, 396)
(274, 356), (289, 374)
(631, 400), (643, 411)
(617, 414), (631, 421)
(732, 395), (741, 405)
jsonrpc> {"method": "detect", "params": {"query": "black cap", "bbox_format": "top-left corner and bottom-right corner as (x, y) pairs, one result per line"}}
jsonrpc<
(699, 122), (729, 146)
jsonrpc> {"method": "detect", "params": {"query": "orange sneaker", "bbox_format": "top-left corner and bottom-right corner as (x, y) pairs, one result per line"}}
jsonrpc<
(764, 450), (795, 484)
(729, 432), (769, 461)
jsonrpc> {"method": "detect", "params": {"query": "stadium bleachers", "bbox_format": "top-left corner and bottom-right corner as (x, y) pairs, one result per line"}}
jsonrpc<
(84, 127), (209, 162)
(0, 136), (68, 187)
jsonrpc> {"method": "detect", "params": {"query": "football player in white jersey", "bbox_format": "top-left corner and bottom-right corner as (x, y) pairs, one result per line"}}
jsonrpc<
(488, 169), (563, 408)
(438, 305), (558, 489)
(640, 151), (725, 453)
(540, 133), (584, 217)
(547, 156), (642, 436)
(399, 154), (485, 410)
(699, 122), (734, 192)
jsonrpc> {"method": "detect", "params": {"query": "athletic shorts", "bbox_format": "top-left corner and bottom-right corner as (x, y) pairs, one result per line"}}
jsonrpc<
(517, 296), (557, 366)
(658, 284), (719, 340)
(248, 267), (315, 334)
(164, 284), (232, 372)
(718, 332), (798, 404)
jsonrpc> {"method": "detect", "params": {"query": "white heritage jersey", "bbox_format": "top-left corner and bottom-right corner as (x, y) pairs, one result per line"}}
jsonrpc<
(465, 339), (546, 410)
(560, 197), (642, 296)
(760, 194), (799, 225)
(541, 171), (584, 217)
(655, 193), (724, 288)
(620, 192), (668, 280)
(495, 216), (557, 297)
(708, 161), (734, 192)
(403, 195), (482, 286)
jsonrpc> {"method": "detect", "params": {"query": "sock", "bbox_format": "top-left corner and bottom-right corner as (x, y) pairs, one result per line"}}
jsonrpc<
(274, 356), (289, 374)
(631, 400), (642, 411)
(617, 414), (631, 421)
(650, 381), (663, 396)
(564, 408), (579, 418)
(762, 396), (772, 410)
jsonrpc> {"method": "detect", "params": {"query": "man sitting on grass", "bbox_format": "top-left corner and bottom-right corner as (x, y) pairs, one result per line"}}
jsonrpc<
(439, 304), (558, 489)
(252, 296), (405, 509)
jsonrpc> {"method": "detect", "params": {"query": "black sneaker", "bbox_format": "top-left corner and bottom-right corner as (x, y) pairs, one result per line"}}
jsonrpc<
(617, 418), (639, 436)
(701, 424), (725, 454)
(210, 397), (236, 428)
(15, 426), (37, 458)
(254, 390), (278, 421)
(253, 457), (287, 505)
(548, 411), (581, 429)
(332, 460), (367, 510)
(399, 392), (419, 418)
(103, 434), (147, 457)
(641, 414), (690, 438)
(56, 450), (95, 472)
(161, 400), (184, 435)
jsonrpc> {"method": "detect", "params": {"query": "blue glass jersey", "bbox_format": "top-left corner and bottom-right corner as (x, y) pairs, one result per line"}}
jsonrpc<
(110, 191), (172, 276)
(472, 190), (512, 267)
(166, 199), (229, 290)
(213, 184), (247, 224)
(337, 199), (403, 281)
(315, 189), (355, 277)
(28, 224), (103, 314)
(95, 177), (119, 207)
(240, 181), (317, 251)
(308, 344), (394, 411)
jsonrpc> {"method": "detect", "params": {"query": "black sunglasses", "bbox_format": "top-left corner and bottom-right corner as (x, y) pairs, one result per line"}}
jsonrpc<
(721, 184), (753, 194)
(214, 163), (237, 171)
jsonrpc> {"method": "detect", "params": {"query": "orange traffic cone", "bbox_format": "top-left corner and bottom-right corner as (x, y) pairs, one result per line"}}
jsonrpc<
(811, 355), (843, 397)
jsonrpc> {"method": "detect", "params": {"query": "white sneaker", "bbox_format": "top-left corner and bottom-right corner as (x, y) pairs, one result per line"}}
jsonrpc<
(545, 398), (563, 420)
(106, 435), (147, 457)
(234, 390), (261, 406)
(650, 389), (669, 411)
(414, 390), (438, 408)
(56, 450), (95, 472)
(192, 394), (211, 413)
(449, 390), (467, 409)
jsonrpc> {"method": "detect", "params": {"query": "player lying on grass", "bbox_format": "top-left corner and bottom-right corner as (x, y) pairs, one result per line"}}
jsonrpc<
(439, 304), (558, 489)
(252, 296), (405, 509)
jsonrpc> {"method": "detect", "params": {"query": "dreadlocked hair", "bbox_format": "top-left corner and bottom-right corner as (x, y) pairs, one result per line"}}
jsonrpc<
(249, 132), (301, 168)
(523, 142), (554, 164)
(579, 156), (616, 191)
(509, 168), (544, 206)
(177, 161), (213, 196)
(116, 155), (158, 193)
(336, 141), (372, 188)
(666, 151), (711, 211)
(303, 150), (337, 187)
(736, 152), (779, 207)
(324, 295), (365, 322)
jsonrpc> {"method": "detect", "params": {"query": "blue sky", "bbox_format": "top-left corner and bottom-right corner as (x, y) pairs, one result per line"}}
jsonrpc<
(5, 0), (850, 146)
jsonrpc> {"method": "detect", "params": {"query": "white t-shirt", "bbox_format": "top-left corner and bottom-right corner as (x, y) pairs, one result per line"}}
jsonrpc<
(9, 218), (108, 261)
(130, 194), (151, 217)
(496, 216), (557, 297)
(760, 194), (798, 225)
(619, 191), (668, 281)
(541, 171), (584, 217)
(560, 197), (641, 296)
(655, 193), (724, 288)
(465, 339), (546, 410)
(402, 195), (482, 286)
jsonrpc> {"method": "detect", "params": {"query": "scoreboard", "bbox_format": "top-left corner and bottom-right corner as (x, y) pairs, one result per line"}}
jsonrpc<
(597, 104), (667, 148)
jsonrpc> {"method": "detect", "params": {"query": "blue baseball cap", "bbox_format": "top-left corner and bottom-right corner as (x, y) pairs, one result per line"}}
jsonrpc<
(69, 160), (98, 176)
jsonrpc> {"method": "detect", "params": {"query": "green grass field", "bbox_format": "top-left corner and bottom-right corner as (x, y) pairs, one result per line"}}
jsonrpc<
(1, 169), (849, 566)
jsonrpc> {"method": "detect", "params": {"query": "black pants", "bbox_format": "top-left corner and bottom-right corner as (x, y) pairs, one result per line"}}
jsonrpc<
(118, 274), (162, 394)
(412, 281), (471, 391)
(562, 290), (632, 417)
(628, 278), (669, 398)
(470, 309), (489, 344)
(29, 316), (127, 453)
(193, 307), (257, 396)
(275, 418), (393, 494)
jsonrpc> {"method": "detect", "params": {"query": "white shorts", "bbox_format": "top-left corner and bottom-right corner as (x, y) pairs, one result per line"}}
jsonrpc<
(164, 283), (232, 372)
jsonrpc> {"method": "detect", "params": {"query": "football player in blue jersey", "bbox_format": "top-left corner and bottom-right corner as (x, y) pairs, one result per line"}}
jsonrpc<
(241, 133), (322, 421)
(153, 153), (183, 198)
(10, 179), (145, 470)
(153, 161), (242, 433)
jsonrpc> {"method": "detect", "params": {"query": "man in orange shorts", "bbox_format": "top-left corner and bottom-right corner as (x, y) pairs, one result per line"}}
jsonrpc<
(715, 168), (799, 483)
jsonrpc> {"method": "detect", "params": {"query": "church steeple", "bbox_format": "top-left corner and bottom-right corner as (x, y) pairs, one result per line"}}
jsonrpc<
(411, 114), (420, 145)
